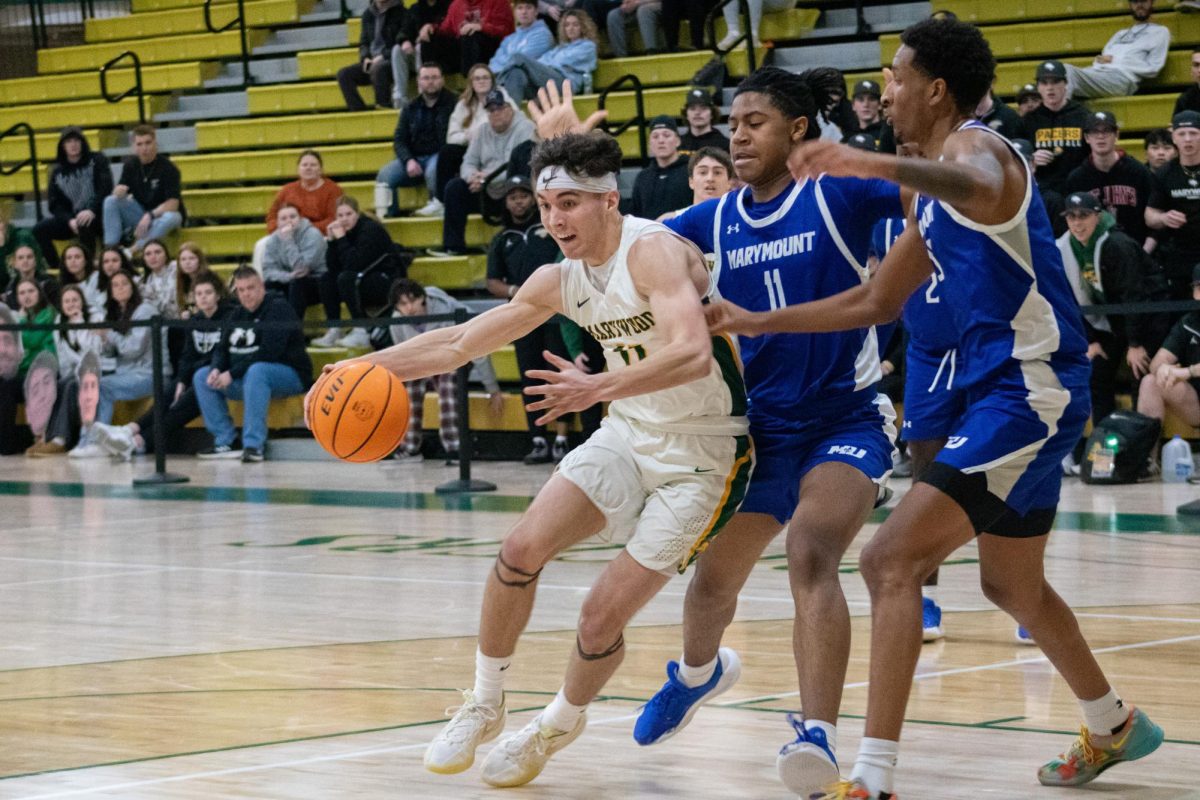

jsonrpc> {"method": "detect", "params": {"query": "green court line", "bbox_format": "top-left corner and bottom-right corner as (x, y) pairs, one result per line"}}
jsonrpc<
(4, 694), (1194, 783)
(3, 480), (1198, 534)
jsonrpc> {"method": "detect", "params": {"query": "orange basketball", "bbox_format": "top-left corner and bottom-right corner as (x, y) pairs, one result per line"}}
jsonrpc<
(310, 362), (409, 462)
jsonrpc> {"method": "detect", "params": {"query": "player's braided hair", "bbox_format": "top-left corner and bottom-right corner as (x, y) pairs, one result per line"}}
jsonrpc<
(900, 18), (996, 114)
(734, 66), (843, 141)
(530, 130), (623, 179)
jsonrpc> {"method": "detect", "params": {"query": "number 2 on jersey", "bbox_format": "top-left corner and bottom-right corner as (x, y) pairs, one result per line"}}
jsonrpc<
(763, 268), (787, 310)
(925, 251), (946, 304)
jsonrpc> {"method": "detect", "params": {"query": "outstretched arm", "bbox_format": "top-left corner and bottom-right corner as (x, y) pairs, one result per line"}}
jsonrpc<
(523, 234), (711, 423)
(304, 265), (561, 426)
(708, 223), (933, 336)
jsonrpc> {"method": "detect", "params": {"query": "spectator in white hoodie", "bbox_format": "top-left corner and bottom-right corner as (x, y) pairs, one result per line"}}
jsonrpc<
(1064, 0), (1170, 99)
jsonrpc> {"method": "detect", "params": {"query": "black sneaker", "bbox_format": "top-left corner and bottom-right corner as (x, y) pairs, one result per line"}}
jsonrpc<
(523, 441), (551, 465)
(443, 449), (459, 465)
(198, 443), (243, 459)
(551, 438), (568, 463)
(242, 447), (264, 463)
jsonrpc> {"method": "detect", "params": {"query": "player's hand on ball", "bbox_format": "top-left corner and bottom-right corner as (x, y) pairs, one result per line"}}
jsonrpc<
(304, 359), (351, 429)
(705, 299), (761, 336)
(524, 350), (600, 425)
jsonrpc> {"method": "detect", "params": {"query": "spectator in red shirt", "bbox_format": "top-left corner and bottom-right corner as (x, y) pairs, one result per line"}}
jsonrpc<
(253, 150), (342, 273)
(437, 0), (515, 76)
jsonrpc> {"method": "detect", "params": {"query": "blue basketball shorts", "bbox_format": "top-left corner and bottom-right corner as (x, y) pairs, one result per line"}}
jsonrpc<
(901, 344), (968, 442)
(741, 395), (897, 525)
(921, 361), (1090, 538)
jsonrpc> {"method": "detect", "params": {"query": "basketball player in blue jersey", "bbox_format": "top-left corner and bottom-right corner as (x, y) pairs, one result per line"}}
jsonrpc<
(635, 67), (907, 797)
(708, 19), (1163, 800)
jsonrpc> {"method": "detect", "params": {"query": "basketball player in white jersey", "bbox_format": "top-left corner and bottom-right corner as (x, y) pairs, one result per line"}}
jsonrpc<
(304, 91), (752, 788)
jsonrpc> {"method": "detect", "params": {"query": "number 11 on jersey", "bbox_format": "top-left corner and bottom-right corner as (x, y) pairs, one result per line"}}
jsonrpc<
(764, 268), (787, 310)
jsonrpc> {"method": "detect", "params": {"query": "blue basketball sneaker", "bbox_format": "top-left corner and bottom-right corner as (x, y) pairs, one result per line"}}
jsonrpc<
(633, 647), (741, 745)
(1016, 625), (1035, 645)
(921, 596), (944, 642)
(778, 714), (840, 796)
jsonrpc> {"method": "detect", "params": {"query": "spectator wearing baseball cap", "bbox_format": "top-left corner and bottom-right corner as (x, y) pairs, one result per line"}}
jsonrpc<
(850, 79), (884, 141)
(428, 89), (534, 257)
(1057, 190), (1171, 430)
(1016, 83), (1041, 117)
(680, 87), (730, 155)
(1144, 127), (1178, 170)
(1065, 111), (1154, 244)
(1060, 0), (1170, 100)
(630, 115), (692, 220)
(1146, 110), (1200, 299)
(1175, 49), (1200, 118)
(1021, 60), (1092, 231)
(975, 86), (1023, 141)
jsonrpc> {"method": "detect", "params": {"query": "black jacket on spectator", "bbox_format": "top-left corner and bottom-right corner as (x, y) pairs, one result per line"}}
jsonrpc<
(1148, 160), (1200, 296)
(1021, 100), (1091, 196)
(176, 302), (233, 388)
(401, 0), (451, 44)
(979, 97), (1023, 141)
(211, 292), (313, 385)
(1067, 227), (1171, 350)
(117, 154), (186, 222)
(630, 157), (692, 220)
(487, 215), (560, 288)
(1175, 85), (1200, 116)
(393, 90), (456, 162)
(327, 214), (396, 276)
(680, 129), (730, 155)
(1162, 311), (1200, 367)
(1066, 153), (1155, 244)
(357, 0), (408, 60)
(47, 129), (113, 220)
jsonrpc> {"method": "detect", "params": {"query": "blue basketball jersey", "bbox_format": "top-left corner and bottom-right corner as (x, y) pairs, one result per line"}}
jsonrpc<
(872, 216), (959, 353)
(667, 176), (903, 420)
(913, 121), (1089, 388)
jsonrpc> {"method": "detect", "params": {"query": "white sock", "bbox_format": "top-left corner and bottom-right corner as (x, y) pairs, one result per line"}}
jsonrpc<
(804, 718), (837, 756)
(554, 434), (568, 444)
(1079, 689), (1129, 735)
(532, 436), (546, 447)
(850, 737), (898, 796)
(677, 654), (718, 687)
(541, 687), (587, 732)
(473, 648), (510, 707)
(921, 585), (939, 604)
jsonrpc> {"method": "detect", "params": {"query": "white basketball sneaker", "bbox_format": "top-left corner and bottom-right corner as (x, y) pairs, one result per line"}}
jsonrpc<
(480, 711), (586, 787)
(423, 690), (506, 774)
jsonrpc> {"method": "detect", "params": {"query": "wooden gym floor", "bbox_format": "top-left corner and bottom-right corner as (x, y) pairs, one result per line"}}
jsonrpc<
(0, 456), (1197, 799)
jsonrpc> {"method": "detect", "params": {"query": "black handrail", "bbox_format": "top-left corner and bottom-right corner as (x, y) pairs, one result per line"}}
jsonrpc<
(598, 74), (647, 164)
(0, 123), (43, 222)
(26, 0), (48, 48)
(707, 0), (756, 73)
(99, 50), (146, 124)
(204, 0), (251, 88)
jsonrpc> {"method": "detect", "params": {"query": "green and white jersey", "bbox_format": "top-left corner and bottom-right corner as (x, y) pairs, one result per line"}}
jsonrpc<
(559, 215), (749, 436)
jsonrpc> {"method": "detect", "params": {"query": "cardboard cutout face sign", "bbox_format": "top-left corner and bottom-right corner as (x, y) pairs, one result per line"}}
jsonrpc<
(23, 351), (58, 437)
(77, 350), (101, 428)
(0, 304), (22, 381)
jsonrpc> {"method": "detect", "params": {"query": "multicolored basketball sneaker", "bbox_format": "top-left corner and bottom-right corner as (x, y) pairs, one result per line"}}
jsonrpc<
(811, 779), (897, 799)
(1038, 707), (1164, 787)
(778, 713), (839, 796)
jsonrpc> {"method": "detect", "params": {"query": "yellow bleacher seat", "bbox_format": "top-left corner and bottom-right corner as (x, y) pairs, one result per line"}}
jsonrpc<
(132, 0), (239, 12)
(0, 96), (168, 136)
(37, 28), (270, 74)
(183, 215), (499, 256)
(0, 129), (108, 165)
(930, 0), (1171, 25)
(85, 0), (310, 43)
(1092, 94), (1181, 132)
(880, 12), (1200, 64)
(183, 181), (404, 218)
(0, 62), (215, 108)
(408, 254), (488, 290)
(195, 108), (396, 149)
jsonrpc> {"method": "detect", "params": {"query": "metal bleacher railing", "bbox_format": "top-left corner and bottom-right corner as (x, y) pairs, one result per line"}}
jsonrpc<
(0, 122), (42, 221)
(203, 0), (251, 88)
(0, 312), (497, 494)
(99, 49), (146, 124)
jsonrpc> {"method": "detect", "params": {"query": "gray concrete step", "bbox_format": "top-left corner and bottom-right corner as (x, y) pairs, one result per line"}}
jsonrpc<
(155, 92), (249, 123)
(252, 23), (349, 57)
(204, 56), (299, 89)
(772, 40), (882, 72)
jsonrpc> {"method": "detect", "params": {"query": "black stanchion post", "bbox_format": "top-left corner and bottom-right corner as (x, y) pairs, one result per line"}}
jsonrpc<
(133, 316), (189, 486)
(436, 308), (497, 494)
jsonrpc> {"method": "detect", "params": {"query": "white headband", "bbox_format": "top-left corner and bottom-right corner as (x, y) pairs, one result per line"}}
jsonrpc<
(536, 165), (619, 194)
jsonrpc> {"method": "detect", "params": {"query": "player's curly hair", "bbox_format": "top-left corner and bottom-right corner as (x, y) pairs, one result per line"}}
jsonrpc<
(899, 18), (995, 114)
(530, 130), (623, 179)
(734, 66), (844, 140)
